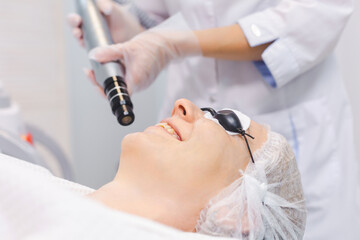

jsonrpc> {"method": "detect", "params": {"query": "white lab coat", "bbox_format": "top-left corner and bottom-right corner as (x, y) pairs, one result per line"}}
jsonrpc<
(134, 0), (360, 239)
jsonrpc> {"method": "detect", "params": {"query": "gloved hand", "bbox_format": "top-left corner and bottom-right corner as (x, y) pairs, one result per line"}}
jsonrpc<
(87, 29), (201, 93)
(67, 0), (144, 47)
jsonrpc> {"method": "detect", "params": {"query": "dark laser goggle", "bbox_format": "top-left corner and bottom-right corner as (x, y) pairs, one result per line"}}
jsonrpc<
(201, 107), (255, 163)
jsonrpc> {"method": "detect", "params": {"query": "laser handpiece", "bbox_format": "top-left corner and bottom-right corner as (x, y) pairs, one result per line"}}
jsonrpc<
(76, 0), (135, 126)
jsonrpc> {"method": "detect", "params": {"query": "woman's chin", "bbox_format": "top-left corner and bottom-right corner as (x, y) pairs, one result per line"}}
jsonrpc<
(121, 132), (143, 155)
(121, 131), (165, 160)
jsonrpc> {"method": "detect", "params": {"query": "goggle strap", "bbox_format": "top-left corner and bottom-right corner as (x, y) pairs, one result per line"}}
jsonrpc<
(238, 128), (255, 164)
(201, 107), (255, 163)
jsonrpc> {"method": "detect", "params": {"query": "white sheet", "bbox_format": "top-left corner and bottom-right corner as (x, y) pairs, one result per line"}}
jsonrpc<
(0, 154), (233, 240)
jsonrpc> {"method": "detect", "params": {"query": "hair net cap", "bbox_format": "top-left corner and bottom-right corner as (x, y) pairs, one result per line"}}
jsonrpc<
(196, 130), (307, 240)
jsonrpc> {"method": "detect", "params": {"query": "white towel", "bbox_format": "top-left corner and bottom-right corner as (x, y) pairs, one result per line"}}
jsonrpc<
(0, 154), (233, 240)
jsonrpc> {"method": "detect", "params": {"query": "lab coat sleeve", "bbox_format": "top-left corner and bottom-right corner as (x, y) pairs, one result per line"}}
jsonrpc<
(132, 0), (169, 24)
(238, 0), (354, 88)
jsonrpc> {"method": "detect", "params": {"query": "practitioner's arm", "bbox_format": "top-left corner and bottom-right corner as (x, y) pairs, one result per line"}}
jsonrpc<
(194, 24), (271, 61)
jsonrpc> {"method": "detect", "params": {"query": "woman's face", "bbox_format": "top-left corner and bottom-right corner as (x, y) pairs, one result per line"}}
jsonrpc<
(119, 99), (251, 200)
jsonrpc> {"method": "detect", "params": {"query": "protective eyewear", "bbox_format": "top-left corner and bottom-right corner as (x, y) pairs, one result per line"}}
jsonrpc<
(201, 107), (255, 163)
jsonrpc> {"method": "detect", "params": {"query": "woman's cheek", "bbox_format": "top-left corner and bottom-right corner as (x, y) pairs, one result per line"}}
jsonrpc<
(202, 128), (229, 150)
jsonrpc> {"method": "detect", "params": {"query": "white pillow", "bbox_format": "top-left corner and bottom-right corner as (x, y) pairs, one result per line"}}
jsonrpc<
(0, 154), (233, 240)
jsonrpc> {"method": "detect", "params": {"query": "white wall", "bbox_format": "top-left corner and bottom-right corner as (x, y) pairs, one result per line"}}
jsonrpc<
(0, 1), (70, 159)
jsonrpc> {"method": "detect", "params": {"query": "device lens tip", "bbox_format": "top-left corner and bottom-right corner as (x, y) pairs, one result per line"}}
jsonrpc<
(120, 115), (134, 126)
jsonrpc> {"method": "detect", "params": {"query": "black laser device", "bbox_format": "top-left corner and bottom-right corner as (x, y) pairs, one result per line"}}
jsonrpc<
(76, 0), (135, 126)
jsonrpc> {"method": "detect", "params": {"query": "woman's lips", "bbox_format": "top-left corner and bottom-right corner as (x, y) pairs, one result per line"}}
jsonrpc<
(155, 122), (181, 141)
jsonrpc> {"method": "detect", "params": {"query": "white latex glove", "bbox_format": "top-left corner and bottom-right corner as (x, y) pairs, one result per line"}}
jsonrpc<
(87, 29), (201, 93)
(67, 0), (144, 47)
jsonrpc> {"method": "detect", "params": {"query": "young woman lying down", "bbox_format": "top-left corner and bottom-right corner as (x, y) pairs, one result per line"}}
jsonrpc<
(0, 98), (306, 240)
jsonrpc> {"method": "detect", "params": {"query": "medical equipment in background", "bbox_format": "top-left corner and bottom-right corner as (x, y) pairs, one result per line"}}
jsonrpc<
(76, 0), (135, 126)
(0, 83), (73, 180)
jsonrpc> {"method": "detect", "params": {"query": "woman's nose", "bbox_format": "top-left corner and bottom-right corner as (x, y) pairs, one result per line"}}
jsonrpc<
(171, 99), (201, 122)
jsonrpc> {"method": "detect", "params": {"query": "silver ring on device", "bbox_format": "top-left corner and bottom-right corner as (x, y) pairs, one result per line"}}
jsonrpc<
(109, 93), (130, 103)
(106, 86), (128, 97)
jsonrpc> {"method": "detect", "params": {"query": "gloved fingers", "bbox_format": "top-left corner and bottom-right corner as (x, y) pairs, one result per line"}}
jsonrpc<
(96, 0), (113, 15)
(72, 28), (85, 47)
(67, 13), (82, 28)
(89, 31), (176, 93)
(72, 28), (83, 40)
(67, 13), (85, 47)
(79, 39), (85, 48)
(125, 66), (139, 94)
(88, 45), (125, 63)
(83, 67), (133, 97)
(88, 44), (158, 92)
(82, 68), (96, 86)
(125, 81), (134, 97)
(88, 29), (191, 93)
(123, 46), (164, 93)
(66, 0), (113, 47)
(83, 68), (106, 97)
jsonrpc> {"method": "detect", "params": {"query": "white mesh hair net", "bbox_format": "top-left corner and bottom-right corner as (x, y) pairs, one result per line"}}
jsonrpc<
(196, 131), (306, 239)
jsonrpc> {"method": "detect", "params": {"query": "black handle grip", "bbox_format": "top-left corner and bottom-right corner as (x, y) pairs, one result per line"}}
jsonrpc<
(104, 76), (135, 126)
